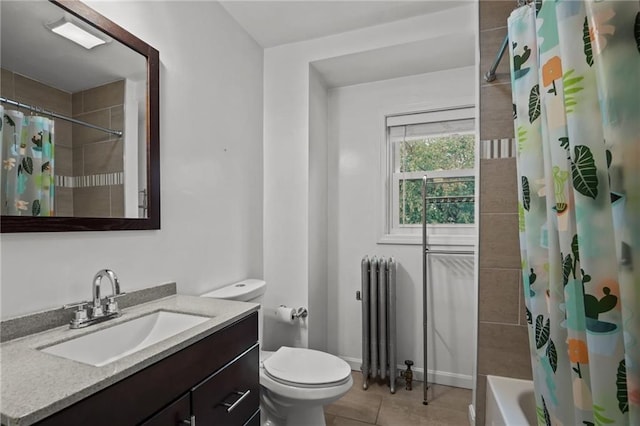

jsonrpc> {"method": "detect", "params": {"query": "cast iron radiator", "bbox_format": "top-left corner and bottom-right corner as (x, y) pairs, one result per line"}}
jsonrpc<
(359, 256), (397, 394)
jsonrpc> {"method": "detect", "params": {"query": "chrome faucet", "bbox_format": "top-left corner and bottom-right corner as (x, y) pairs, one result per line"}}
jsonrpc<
(64, 269), (126, 329)
(92, 269), (121, 317)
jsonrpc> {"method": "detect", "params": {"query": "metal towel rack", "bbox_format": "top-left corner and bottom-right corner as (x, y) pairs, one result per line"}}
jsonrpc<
(421, 176), (474, 405)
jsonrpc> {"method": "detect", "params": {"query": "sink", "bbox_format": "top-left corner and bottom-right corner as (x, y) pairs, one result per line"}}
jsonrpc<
(41, 311), (210, 366)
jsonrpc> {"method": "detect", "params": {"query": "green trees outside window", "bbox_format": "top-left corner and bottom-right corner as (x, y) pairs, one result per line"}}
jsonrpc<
(396, 133), (475, 225)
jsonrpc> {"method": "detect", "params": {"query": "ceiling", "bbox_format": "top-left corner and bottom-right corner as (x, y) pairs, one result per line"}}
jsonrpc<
(219, 1), (468, 48)
(221, 0), (475, 88)
(311, 32), (475, 88)
(2, 1), (475, 95)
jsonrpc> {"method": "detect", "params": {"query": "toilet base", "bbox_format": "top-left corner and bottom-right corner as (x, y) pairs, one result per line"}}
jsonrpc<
(261, 404), (326, 426)
(260, 377), (352, 426)
(285, 405), (326, 426)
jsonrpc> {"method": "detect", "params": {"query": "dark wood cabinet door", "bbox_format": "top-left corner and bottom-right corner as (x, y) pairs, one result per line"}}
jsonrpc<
(141, 394), (191, 426)
(243, 410), (260, 426)
(191, 345), (260, 426)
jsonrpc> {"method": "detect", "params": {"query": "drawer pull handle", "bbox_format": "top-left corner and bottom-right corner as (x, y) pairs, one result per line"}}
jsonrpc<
(222, 390), (251, 413)
(180, 415), (195, 425)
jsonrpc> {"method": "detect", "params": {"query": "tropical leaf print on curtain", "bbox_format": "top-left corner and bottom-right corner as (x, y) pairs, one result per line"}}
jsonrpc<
(529, 84), (541, 122)
(635, 12), (640, 54)
(570, 145), (598, 199)
(535, 315), (550, 349)
(563, 70), (584, 114)
(509, 0), (640, 424)
(547, 339), (558, 373)
(583, 16), (594, 66)
(517, 125), (528, 152)
(522, 176), (531, 210)
(617, 360), (628, 414)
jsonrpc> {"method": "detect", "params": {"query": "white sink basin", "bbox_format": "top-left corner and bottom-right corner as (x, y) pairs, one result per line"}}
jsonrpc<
(41, 311), (210, 366)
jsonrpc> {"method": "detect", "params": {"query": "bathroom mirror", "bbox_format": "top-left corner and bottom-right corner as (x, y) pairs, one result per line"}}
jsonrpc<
(0, 0), (159, 232)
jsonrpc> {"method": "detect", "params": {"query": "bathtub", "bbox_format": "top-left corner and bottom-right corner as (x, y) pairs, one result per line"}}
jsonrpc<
(485, 375), (537, 425)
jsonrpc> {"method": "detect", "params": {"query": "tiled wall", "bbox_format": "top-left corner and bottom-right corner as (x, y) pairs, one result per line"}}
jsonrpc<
(476, 2), (533, 425)
(1, 71), (125, 217)
(72, 80), (125, 217)
(1, 68), (74, 215)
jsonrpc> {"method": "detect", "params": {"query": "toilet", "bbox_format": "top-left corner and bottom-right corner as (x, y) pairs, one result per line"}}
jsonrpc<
(201, 279), (353, 426)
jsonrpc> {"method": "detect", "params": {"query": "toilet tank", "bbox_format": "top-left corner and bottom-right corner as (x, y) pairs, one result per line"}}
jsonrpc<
(200, 279), (266, 303)
(201, 279), (266, 344)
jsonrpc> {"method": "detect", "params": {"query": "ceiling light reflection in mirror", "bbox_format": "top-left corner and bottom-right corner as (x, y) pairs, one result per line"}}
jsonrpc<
(46, 16), (110, 49)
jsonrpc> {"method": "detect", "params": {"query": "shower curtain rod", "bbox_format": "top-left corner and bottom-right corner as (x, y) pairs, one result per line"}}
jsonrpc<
(484, 0), (530, 82)
(0, 96), (123, 138)
(484, 34), (509, 82)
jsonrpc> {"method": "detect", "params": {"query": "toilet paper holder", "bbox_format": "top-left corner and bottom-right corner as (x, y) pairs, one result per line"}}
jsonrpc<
(279, 305), (308, 320)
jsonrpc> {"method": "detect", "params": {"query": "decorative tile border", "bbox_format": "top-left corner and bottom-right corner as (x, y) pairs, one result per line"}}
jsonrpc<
(480, 138), (516, 159)
(55, 172), (123, 188)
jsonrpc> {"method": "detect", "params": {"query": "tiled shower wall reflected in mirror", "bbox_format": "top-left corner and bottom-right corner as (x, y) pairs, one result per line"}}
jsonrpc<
(71, 80), (125, 217)
(1, 69), (124, 217)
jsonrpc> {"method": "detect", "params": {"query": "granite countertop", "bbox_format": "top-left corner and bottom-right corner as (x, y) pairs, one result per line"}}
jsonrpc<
(0, 295), (259, 426)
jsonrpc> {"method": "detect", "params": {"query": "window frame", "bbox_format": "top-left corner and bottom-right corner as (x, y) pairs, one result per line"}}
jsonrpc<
(379, 105), (477, 246)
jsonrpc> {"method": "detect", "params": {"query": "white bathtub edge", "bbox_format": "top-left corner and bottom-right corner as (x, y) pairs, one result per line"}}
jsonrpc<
(485, 375), (536, 426)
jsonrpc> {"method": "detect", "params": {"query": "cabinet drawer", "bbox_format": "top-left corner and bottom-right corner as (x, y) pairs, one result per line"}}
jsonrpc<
(192, 344), (260, 425)
(141, 394), (190, 426)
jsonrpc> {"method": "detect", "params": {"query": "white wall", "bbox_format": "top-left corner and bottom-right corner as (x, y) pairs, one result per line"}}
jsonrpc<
(0, 1), (264, 319)
(307, 66), (328, 351)
(327, 69), (476, 387)
(263, 3), (475, 351)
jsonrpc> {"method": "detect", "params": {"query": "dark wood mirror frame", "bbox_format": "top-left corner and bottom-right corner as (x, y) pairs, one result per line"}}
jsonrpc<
(1, 0), (160, 233)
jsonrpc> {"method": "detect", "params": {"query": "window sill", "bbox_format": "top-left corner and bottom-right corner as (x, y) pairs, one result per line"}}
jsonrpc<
(378, 233), (476, 246)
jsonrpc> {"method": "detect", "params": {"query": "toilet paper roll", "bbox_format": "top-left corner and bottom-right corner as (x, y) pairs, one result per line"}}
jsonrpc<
(275, 306), (296, 324)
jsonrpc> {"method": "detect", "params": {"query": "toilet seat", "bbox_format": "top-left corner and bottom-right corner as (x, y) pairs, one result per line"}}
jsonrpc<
(262, 347), (351, 388)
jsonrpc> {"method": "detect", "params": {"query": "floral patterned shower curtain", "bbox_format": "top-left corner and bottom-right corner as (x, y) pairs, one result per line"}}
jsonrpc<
(508, 0), (639, 424)
(1, 107), (55, 216)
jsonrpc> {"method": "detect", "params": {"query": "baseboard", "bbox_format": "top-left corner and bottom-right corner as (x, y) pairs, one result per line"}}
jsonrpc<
(340, 356), (473, 389)
(468, 403), (476, 425)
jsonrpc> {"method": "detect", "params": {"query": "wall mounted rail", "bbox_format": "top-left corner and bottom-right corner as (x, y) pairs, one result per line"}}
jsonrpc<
(0, 96), (123, 138)
(484, 34), (509, 82)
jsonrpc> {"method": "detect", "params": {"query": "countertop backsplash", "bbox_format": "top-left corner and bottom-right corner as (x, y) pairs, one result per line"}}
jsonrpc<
(0, 282), (177, 343)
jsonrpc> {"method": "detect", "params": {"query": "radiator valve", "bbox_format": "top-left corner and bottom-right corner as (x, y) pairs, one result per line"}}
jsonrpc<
(400, 360), (414, 390)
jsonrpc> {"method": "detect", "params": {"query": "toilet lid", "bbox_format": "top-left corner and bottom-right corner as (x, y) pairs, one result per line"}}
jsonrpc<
(262, 346), (351, 386)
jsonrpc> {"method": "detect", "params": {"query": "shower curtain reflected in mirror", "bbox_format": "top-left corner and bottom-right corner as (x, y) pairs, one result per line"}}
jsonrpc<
(1, 106), (55, 216)
(508, 0), (639, 425)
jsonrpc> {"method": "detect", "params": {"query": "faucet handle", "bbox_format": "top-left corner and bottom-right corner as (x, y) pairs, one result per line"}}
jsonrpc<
(104, 292), (127, 315)
(63, 300), (90, 311)
(63, 301), (90, 327)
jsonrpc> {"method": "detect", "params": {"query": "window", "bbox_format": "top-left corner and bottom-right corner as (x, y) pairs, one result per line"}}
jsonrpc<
(383, 107), (476, 244)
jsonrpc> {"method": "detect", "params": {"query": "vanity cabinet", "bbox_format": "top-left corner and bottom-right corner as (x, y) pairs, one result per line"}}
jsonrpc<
(142, 394), (190, 426)
(36, 312), (259, 426)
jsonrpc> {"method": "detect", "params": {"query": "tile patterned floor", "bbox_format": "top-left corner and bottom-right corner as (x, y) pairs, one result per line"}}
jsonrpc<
(324, 372), (472, 426)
